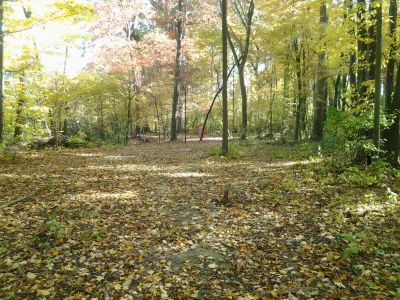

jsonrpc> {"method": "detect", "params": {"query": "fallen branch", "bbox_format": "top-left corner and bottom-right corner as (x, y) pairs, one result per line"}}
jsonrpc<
(0, 193), (36, 209)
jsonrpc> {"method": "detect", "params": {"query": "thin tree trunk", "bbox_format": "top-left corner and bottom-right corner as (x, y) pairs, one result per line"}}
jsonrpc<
(0, 0), (4, 143)
(221, 0), (228, 154)
(282, 65), (290, 138)
(341, 74), (348, 110)
(125, 94), (132, 144)
(373, 0), (382, 149)
(333, 75), (341, 109)
(184, 85), (187, 143)
(200, 64), (237, 141)
(232, 68), (236, 138)
(14, 72), (25, 140)
(294, 38), (302, 142)
(238, 65), (247, 139)
(269, 80), (275, 138)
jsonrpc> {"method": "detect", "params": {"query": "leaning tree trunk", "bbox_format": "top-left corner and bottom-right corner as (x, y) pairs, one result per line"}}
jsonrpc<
(170, 0), (184, 142)
(312, 2), (328, 141)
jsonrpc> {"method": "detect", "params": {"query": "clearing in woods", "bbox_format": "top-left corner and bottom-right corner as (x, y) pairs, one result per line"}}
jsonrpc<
(0, 141), (399, 299)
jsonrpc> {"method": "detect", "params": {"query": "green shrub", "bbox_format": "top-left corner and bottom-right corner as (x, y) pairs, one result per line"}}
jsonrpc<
(322, 108), (373, 165)
(68, 133), (88, 148)
(341, 233), (360, 261)
(35, 215), (66, 249)
(338, 166), (378, 186)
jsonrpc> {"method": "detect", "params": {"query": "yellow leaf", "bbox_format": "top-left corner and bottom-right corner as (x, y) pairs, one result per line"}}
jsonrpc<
(27, 272), (37, 280)
(37, 289), (51, 296)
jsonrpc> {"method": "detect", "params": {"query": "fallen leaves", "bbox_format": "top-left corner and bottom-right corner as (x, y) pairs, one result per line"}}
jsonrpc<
(0, 141), (399, 299)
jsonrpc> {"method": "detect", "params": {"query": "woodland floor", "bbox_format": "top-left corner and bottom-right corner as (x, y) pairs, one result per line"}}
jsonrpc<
(0, 140), (399, 299)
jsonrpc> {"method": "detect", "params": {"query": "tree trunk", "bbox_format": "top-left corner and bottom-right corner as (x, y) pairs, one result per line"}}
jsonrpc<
(221, 0), (229, 155)
(170, 0), (184, 142)
(333, 75), (341, 109)
(238, 65), (247, 139)
(125, 95), (132, 144)
(177, 103), (183, 133)
(0, 0), (4, 143)
(387, 64), (400, 165)
(373, 0), (382, 149)
(14, 72), (25, 140)
(385, 0), (397, 110)
(341, 74), (348, 110)
(228, 0), (254, 140)
(384, 0), (399, 164)
(294, 38), (303, 142)
(368, 3), (376, 85)
(312, 2), (328, 141)
(347, 0), (357, 106)
(269, 79), (275, 138)
(282, 65), (290, 136)
(356, 0), (368, 106)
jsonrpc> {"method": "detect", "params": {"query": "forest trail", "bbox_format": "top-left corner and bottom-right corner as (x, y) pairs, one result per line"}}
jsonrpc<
(0, 141), (398, 299)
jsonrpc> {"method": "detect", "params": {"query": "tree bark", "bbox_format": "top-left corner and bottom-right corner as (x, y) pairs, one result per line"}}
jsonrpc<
(356, 0), (368, 106)
(293, 39), (307, 142)
(312, 2), (328, 141)
(0, 0), (4, 143)
(347, 0), (357, 106)
(221, 0), (228, 155)
(14, 72), (25, 140)
(170, 0), (184, 142)
(228, 0), (254, 140)
(388, 64), (400, 166)
(384, 0), (399, 164)
(368, 3), (376, 85)
(373, 0), (382, 149)
(384, 0), (397, 110)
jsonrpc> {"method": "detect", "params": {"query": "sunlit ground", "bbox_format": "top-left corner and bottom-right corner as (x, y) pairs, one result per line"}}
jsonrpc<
(0, 141), (399, 299)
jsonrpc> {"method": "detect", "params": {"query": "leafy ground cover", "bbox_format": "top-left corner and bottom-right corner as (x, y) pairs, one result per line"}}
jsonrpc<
(0, 141), (399, 299)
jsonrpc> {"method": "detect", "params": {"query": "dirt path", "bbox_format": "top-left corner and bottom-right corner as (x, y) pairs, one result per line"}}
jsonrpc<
(0, 141), (398, 299)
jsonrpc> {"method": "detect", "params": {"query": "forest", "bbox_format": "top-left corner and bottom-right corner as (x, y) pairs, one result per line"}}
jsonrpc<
(0, 0), (399, 299)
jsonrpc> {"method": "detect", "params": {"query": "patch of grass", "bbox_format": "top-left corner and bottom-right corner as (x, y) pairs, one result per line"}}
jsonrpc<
(0, 145), (19, 163)
(82, 227), (108, 242)
(271, 150), (291, 159)
(0, 239), (9, 253)
(282, 178), (297, 191)
(206, 143), (247, 160)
